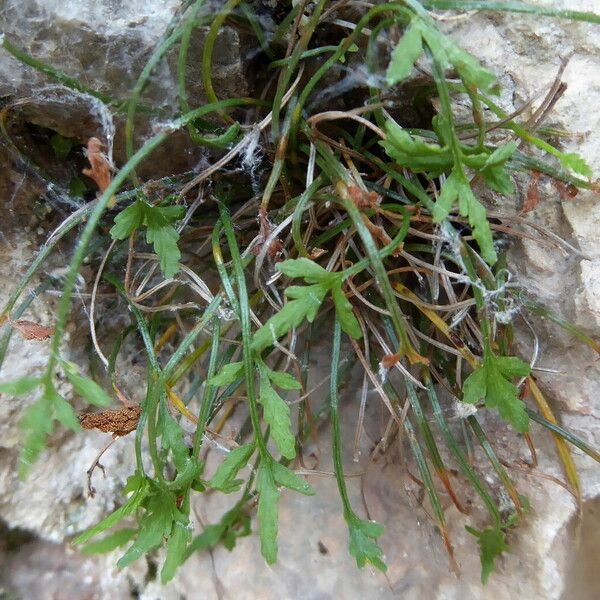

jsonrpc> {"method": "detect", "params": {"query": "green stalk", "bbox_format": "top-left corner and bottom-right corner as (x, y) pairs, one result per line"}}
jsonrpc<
(178, 0), (206, 115)
(330, 319), (387, 570)
(162, 295), (223, 379)
(201, 0), (243, 122)
(340, 208), (411, 280)
(425, 378), (502, 527)
(217, 202), (269, 458)
(107, 325), (136, 388)
(419, 1), (600, 24)
(194, 317), (221, 454)
(339, 195), (416, 359)
(291, 174), (327, 256)
(211, 219), (241, 314)
(1, 37), (112, 103)
(330, 318), (353, 514)
(365, 17), (397, 129)
(179, 317), (222, 515)
(269, 45), (343, 69)
(527, 409), (600, 464)
(405, 381), (466, 513)
(478, 92), (592, 170)
(270, 0), (328, 140)
(522, 298), (600, 353)
(429, 54), (467, 174)
(403, 414), (455, 561)
(104, 273), (162, 478)
(360, 148), (437, 211)
(178, 0), (228, 146)
(291, 4), (412, 146)
(468, 416), (522, 512)
(104, 274), (160, 371)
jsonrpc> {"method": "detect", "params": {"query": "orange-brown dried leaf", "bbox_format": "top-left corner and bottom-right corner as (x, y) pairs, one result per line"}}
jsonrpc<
(308, 247), (327, 260)
(522, 171), (541, 214)
(381, 348), (429, 368)
(79, 404), (141, 437)
(252, 207), (283, 258)
(363, 217), (403, 256)
(348, 184), (381, 210)
(11, 320), (54, 341)
(381, 353), (401, 369)
(552, 179), (579, 200)
(82, 137), (115, 207)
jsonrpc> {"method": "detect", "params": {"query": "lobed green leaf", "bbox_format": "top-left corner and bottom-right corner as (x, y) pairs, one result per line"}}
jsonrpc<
(463, 353), (530, 432)
(110, 201), (185, 278)
(271, 461), (314, 496)
(276, 257), (333, 283)
(381, 121), (453, 176)
(110, 201), (145, 240)
(0, 376), (42, 396)
(252, 284), (328, 352)
(331, 283), (362, 339)
(160, 405), (191, 473)
(62, 360), (112, 407)
(457, 182), (497, 265)
(258, 366), (296, 460)
(208, 443), (255, 493)
(161, 520), (192, 584)
(144, 219), (182, 279)
(118, 492), (178, 568)
(186, 506), (251, 558)
(208, 361), (244, 386)
(81, 528), (138, 556)
(265, 368), (302, 390)
(256, 462), (280, 565)
(466, 525), (509, 584)
(386, 20), (423, 85)
(73, 478), (150, 544)
(560, 152), (593, 177)
(420, 23), (496, 90)
(18, 399), (53, 477)
(347, 515), (387, 572)
(53, 392), (81, 432)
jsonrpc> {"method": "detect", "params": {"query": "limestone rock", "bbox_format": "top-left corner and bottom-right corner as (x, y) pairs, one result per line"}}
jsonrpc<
(0, 0), (250, 176)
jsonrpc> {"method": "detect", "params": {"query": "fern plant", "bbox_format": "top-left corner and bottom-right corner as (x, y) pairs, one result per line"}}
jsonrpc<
(1, 0), (600, 585)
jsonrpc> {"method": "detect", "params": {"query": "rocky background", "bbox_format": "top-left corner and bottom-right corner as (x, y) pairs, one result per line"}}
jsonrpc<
(1, 1), (599, 599)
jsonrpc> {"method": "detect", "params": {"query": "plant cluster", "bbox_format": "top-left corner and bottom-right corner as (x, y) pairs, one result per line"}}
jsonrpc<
(1, 0), (600, 585)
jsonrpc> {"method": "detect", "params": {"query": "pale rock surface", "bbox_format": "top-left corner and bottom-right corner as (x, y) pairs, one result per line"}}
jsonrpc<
(441, 1), (600, 599)
(0, 0), (249, 177)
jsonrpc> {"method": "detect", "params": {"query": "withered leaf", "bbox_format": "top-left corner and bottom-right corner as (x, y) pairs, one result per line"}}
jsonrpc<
(552, 179), (579, 200)
(381, 353), (401, 369)
(347, 184), (381, 210)
(381, 348), (429, 368)
(11, 320), (55, 341)
(308, 247), (327, 260)
(79, 404), (141, 437)
(363, 217), (403, 256)
(252, 207), (283, 259)
(521, 171), (541, 214)
(82, 137), (115, 207)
